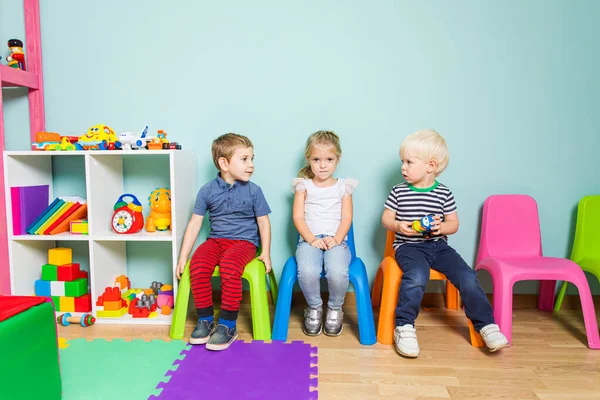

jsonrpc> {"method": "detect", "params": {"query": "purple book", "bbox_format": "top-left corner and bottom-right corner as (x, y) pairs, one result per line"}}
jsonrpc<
(10, 185), (50, 235)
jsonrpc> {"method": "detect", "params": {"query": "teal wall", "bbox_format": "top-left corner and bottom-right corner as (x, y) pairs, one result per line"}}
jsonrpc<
(3, 1), (600, 295)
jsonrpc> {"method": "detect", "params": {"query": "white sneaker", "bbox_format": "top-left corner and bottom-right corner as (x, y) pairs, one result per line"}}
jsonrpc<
(393, 324), (420, 358)
(479, 323), (509, 352)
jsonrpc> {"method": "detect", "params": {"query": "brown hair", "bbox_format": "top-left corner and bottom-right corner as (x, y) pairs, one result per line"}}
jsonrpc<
(297, 130), (342, 179)
(211, 133), (254, 170)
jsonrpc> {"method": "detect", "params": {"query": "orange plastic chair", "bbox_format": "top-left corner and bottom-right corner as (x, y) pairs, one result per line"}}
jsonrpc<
(371, 230), (484, 347)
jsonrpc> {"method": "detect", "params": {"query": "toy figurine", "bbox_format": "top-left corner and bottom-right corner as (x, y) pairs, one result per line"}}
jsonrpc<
(412, 214), (436, 238)
(146, 188), (171, 232)
(6, 39), (26, 70)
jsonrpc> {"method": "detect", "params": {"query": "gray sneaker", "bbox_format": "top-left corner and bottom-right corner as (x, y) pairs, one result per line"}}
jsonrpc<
(302, 306), (323, 336)
(324, 307), (344, 336)
(190, 319), (216, 345)
(206, 324), (238, 351)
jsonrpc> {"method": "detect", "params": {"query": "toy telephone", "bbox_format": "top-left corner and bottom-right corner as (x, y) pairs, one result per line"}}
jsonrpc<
(111, 194), (144, 234)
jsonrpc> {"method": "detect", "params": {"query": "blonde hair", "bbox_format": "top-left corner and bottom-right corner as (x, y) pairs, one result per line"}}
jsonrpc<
(400, 129), (449, 176)
(211, 133), (253, 170)
(297, 130), (342, 179)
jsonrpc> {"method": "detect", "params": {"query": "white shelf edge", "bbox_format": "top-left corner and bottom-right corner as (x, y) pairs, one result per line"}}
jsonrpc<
(10, 234), (90, 241)
(4, 150), (183, 156)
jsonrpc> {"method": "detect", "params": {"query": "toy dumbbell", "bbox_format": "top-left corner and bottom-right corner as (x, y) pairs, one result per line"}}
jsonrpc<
(57, 312), (96, 327)
(412, 214), (436, 238)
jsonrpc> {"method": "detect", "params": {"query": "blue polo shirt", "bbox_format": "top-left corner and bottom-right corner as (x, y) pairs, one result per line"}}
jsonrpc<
(192, 174), (271, 247)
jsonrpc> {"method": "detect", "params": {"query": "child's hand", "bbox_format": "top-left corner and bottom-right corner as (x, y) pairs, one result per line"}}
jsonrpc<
(258, 253), (272, 273)
(310, 238), (327, 250)
(323, 236), (339, 250)
(397, 221), (416, 236)
(431, 215), (443, 235)
(176, 259), (187, 280)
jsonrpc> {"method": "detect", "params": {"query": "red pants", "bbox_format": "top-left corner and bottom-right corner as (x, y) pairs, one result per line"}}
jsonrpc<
(190, 238), (257, 319)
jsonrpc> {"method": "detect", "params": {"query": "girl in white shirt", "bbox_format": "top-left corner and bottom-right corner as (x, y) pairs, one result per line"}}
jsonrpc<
(292, 130), (358, 336)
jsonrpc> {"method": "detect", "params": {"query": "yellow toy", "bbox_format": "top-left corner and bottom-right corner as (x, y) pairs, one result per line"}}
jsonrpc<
(77, 124), (121, 150)
(146, 188), (171, 232)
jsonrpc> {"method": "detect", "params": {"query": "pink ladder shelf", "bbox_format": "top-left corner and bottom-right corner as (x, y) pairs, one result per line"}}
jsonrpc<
(0, 0), (45, 294)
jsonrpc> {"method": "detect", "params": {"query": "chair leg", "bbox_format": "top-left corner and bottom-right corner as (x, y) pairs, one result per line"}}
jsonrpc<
(492, 278), (514, 344)
(468, 319), (484, 348)
(272, 258), (298, 341)
(244, 259), (271, 341)
(538, 280), (556, 311)
(170, 261), (191, 340)
(268, 269), (278, 305)
(371, 266), (384, 308)
(445, 280), (459, 310)
(553, 281), (569, 312)
(570, 272), (600, 349)
(349, 260), (376, 345)
(377, 260), (401, 345)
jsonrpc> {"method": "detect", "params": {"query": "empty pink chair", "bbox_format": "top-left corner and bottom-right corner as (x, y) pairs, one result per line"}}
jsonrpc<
(475, 194), (600, 349)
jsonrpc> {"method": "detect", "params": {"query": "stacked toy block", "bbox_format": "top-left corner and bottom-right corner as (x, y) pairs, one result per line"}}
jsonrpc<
(34, 248), (92, 312)
(95, 275), (131, 318)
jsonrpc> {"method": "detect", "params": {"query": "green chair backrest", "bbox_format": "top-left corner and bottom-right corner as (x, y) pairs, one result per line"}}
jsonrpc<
(571, 195), (600, 262)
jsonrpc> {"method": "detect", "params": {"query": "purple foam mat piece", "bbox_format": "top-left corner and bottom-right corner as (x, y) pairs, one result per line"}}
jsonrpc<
(150, 340), (318, 400)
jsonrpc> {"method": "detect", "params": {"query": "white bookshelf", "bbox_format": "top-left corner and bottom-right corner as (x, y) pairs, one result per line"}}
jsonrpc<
(3, 150), (196, 325)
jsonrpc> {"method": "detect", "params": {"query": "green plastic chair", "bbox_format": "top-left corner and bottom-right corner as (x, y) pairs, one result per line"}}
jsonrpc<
(170, 258), (278, 341)
(554, 195), (600, 311)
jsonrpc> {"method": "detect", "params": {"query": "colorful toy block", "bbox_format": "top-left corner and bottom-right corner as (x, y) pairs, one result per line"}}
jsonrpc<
(41, 264), (58, 281)
(48, 247), (72, 266)
(114, 275), (130, 292)
(96, 308), (127, 318)
(65, 278), (87, 297)
(96, 287), (124, 305)
(74, 294), (92, 312)
(103, 300), (123, 311)
(59, 296), (75, 312)
(70, 219), (88, 235)
(57, 263), (81, 282)
(34, 279), (51, 297)
(50, 281), (65, 296)
(79, 270), (89, 279)
(51, 296), (60, 310)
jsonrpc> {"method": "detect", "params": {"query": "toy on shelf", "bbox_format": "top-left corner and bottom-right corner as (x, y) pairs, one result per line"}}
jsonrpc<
(157, 284), (174, 313)
(70, 219), (88, 235)
(6, 39), (26, 70)
(31, 131), (60, 150)
(34, 247), (92, 313)
(111, 194), (144, 234)
(57, 312), (96, 327)
(146, 188), (171, 232)
(119, 125), (152, 150)
(51, 137), (76, 151)
(147, 130), (169, 150)
(412, 214), (436, 238)
(75, 124), (122, 150)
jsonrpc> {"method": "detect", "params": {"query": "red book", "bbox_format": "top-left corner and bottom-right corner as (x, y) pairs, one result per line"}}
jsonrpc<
(44, 202), (81, 235)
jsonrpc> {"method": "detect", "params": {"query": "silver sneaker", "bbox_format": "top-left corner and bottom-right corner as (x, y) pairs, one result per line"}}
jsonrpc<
(302, 306), (323, 336)
(324, 307), (344, 336)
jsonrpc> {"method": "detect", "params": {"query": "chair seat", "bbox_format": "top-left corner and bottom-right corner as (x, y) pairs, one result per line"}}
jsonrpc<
(477, 256), (583, 281)
(579, 258), (600, 275)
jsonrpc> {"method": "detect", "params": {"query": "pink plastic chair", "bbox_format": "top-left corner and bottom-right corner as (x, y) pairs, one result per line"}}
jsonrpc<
(475, 195), (600, 349)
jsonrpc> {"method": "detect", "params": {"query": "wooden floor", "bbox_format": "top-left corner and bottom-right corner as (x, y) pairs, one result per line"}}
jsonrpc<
(59, 306), (600, 400)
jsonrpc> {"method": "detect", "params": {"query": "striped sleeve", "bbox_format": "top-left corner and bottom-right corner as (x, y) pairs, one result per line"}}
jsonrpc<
(443, 190), (457, 214)
(384, 188), (398, 212)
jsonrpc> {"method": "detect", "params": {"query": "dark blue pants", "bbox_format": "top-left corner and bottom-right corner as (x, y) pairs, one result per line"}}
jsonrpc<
(395, 240), (494, 331)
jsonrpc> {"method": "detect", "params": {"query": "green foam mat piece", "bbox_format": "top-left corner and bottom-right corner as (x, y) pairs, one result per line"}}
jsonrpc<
(60, 338), (189, 400)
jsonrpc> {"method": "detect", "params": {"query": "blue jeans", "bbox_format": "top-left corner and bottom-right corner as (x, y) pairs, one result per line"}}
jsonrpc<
(395, 240), (494, 331)
(296, 235), (351, 309)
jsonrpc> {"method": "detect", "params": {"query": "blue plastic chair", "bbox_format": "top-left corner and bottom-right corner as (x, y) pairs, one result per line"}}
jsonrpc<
(271, 223), (376, 345)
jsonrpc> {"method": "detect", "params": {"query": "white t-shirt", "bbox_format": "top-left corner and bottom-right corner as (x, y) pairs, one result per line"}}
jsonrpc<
(292, 177), (359, 237)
